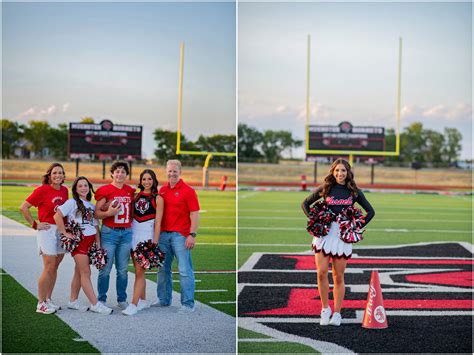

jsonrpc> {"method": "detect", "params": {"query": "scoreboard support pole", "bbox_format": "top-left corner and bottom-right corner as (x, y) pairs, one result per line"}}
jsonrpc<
(75, 158), (80, 177)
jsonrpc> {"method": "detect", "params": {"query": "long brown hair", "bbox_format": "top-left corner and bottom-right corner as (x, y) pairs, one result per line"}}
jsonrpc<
(42, 163), (65, 185)
(135, 169), (159, 201)
(72, 176), (95, 217)
(320, 159), (359, 198)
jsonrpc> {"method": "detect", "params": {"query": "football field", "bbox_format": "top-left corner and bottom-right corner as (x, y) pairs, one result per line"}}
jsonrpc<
(238, 190), (473, 353)
(1, 185), (236, 353)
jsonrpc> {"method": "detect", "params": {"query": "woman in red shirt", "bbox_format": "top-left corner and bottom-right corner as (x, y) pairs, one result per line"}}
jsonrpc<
(20, 163), (68, 314)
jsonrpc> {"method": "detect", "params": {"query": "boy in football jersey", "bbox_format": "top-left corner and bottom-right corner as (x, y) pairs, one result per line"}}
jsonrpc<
(94, 161), (136, 309)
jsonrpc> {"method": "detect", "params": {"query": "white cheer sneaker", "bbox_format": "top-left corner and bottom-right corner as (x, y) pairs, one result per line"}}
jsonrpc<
(90, 302), (113, 315)
(320, 307), (332, 326)
(122, 303), (138, 316)
(329, 312), (342, 326)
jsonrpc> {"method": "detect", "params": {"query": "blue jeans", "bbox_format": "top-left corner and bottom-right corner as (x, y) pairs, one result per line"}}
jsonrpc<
(157, 232), (195, 308)
(97, 225), (132, 303)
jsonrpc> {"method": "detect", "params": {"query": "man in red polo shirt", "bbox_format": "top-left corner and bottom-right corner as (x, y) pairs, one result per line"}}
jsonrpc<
(156, 159), (200, 312)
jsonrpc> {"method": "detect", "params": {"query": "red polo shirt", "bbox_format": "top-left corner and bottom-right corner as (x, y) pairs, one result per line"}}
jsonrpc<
(26, 184), (68, 224)
(160, 179), (200, 237)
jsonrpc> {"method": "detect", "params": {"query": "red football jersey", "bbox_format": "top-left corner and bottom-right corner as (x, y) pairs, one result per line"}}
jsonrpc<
(26, 184), (69, 224)
(95, 184), (135, 228)
(160, 179), (200, 237)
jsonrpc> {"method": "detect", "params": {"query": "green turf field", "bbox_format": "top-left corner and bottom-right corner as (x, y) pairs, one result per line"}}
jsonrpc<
(238, 190), (472, 266)
(237, 190), (473, 353)
(1, 185), (236, 352)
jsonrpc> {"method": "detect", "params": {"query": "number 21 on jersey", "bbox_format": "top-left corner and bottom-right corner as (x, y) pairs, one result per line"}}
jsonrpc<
(114, 202), (130, 224)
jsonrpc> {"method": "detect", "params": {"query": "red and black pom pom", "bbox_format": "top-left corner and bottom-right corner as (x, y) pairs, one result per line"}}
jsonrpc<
(88, 242), (108, 270)
(337, 205), (366, 243)
(133, 240), (165, 270)
(59, 221), (84, 252)
(306, 201), (336, 238)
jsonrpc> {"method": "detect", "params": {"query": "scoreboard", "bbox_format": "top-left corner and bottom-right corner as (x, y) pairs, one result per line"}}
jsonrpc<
(68, 120), (142, 160)
(308, 121), (385, 152)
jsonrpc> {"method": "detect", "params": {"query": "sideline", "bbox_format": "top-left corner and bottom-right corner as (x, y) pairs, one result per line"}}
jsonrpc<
(1, 215), (236, 353)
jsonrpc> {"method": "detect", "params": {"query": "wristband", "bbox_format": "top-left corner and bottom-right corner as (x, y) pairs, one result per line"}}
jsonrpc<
(32, 221), (38, 230)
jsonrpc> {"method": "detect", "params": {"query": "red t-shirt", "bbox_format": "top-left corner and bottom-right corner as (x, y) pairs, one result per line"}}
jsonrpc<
(160, 179), (200, 237)
(26, 184), (69, 224)
(95, 184), (135, 228)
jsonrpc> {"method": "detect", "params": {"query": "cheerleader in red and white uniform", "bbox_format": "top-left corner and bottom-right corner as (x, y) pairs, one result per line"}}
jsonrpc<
(54, 176), (113, 315)
(122, 169), (163, 316)
(302, 158), (375, 326)
(20, 163), (68, 314)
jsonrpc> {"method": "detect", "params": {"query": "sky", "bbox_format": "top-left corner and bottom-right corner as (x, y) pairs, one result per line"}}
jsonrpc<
(239, 2), (472, 160)
(2, 1), (236, 159)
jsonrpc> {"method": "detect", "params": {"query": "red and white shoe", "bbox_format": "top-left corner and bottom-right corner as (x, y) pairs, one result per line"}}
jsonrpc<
(36, 301), (56, 314)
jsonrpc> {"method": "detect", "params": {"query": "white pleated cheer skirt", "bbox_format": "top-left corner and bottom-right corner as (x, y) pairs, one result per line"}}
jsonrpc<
(312, 222), (352, 259)
(131, 219), (155, 250)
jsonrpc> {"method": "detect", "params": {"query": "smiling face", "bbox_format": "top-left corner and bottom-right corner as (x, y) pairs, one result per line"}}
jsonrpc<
(166, 163), (181, 187)
(50, 166), (65, 186)
(112, 166), (128, 185)
(333, 163), (348, 185)
(141, 173), (154, 192)
(75, 179), (90, 199)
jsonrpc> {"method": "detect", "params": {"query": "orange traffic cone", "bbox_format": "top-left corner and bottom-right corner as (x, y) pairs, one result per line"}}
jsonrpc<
(219, 175), (227, 191)
(362, 270), (388, 329)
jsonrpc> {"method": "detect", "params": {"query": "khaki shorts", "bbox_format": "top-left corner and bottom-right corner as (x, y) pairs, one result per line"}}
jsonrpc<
(37, 225), (65, 256)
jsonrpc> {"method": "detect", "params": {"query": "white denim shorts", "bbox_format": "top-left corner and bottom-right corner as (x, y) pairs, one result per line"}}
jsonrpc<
(36, 225), (65, 256)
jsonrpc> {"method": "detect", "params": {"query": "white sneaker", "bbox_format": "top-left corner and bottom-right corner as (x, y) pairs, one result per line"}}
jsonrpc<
(36, 301), (56, 314)
(90, 302), (113, 315)
(178, 305), (196, 313)
(67, 299), (89, 312)
(329, 312), (342, 326)
(137, 299), (152, 311)
(47, 299), (61, 311)
(122, 303), (138, 316)
(117, 301), (129, 310)
(320, 307), (332, 326)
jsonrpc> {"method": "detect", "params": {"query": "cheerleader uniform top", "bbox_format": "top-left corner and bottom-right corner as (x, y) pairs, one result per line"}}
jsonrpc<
(302, 184), (375, 226)
(133, 192), (157, 223)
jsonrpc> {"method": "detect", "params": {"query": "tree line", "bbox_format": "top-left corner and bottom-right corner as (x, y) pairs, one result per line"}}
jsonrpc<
(1, 118), (236, 167)
(238, 122), (463, 166)
(2, 118), (463, 167)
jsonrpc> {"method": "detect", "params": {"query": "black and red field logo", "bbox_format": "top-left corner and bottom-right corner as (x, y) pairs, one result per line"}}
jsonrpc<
(238, 242), (473, 353)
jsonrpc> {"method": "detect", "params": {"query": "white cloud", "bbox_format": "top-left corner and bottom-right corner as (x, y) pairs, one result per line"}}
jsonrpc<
(402, 103), (472, 122)
(62, 103), (70, 112)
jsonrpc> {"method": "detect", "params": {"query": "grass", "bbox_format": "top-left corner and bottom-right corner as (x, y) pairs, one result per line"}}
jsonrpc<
(237, 190), (473, 353)
(1, 186), (236, 352)
(1, 269), (99, 353)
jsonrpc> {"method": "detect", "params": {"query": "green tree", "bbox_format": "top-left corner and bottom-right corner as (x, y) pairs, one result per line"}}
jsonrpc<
(153, 128), (197, 165)
(442, 128), (462, 163)
(24, 120), (51, 158)
(423, 129), (445, 164)
(400, 122), (425, 163)
(47, 123), (68, 160)
(1, 119), (22, 158)
(195, 134), (236, 167)
(261, 130), (302, 163)
(238, 123), (263, 160)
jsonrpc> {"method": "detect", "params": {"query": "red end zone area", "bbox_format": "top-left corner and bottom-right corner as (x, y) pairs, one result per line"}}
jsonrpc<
(238, 242), (473, 353)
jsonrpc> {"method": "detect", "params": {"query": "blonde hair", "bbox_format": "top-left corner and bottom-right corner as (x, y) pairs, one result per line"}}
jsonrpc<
(166, 159), (182, 171)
